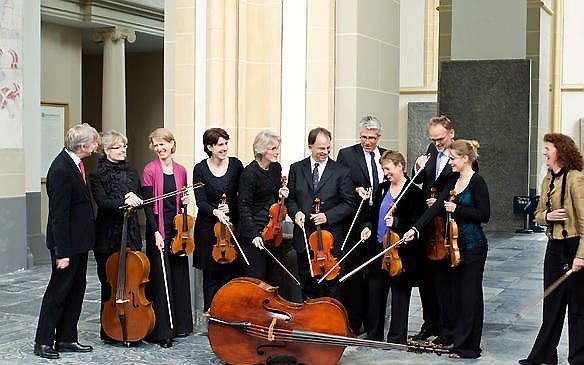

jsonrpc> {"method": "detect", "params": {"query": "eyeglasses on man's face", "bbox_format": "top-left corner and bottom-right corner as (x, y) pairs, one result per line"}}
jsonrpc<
(429, 135), (449, 143)
(359, 135), (378, 142)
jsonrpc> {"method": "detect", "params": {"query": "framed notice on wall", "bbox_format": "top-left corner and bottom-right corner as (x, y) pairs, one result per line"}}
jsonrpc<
(41, 103), (68, 179)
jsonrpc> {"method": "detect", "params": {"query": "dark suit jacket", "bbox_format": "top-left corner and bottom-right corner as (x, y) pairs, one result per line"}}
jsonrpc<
(286, 157), (356, 256)
(46, 149), (95, 258)
(413, 143), (456, 198)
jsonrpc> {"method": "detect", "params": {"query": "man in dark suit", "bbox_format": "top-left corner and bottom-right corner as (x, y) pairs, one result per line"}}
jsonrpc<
(286, 127), (356, 300)
(34, 123), (99, 359)
(336, 115), (386, 335)
(410, 115), (460, 345)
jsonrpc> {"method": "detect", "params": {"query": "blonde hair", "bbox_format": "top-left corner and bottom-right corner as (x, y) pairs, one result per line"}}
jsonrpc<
(253, 131), (280, 160)
(148, 128), (176, 154)
(65, 123), (99, 152)
(450, 139), (480, 162)
(380, 150), (406, 172)
(100, 130), (127, 154)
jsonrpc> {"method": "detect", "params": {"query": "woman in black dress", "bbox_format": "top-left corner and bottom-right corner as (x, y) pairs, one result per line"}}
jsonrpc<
(404, 139), (490, 359)
(360, 150), (426, 343)
(238, 131), (289, 287)
(142, 128), (192, 348)
(192, 128), (243, 313)
(89, 130), (143, 343)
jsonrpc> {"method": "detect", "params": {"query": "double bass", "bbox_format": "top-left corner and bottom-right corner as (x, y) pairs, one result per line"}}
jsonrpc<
(380, 204), (403, 277)
(426, 187), (447, 260)
(212, 193), (238, 264)
(208, 277), (449, 365)
(261, 176), (287, 247)
(171, 200), (195, 256)
(308, 198), (339, 280)
(102, 209), (155, 345)
(444, 190), (461, 267)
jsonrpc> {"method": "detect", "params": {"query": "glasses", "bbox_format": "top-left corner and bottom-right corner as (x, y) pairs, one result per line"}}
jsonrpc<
(359, 135), (378, 141)
(429, 135), (448, 143)
(109, 145), (128, 150)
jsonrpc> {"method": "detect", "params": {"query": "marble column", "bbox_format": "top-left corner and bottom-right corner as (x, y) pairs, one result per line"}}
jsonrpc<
(92, 27), (136, 135)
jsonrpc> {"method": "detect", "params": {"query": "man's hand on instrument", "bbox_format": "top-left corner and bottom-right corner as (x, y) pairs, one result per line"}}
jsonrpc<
(311, 212), (327, 226)
(415, 154), (429, 171)
(124, 192), (143, 207)
(356, 187), (371, 200)
(403, 228), (416, 242)
(444, 201), (457, 213)
(384, 214), (394, 227)
(252, 237), (264, 250)
(55, 257), (69, 269)
(295, 212), (305, 227)
(155, 231), (165, 249)
(547, 208), (568, 222)
(361, 227), (371, 241)
(279, 187), (289, 199)
(218, 203), (230, 215)
(426, 197), (437, 207)
(573, 257), (584, 272)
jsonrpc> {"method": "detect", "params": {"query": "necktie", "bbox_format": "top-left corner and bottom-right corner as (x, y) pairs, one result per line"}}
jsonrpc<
(370, 152), (379, 195)
(312, 163), (319, 191)
(78, 160), (86, 184)
(435, 152), (443, 181)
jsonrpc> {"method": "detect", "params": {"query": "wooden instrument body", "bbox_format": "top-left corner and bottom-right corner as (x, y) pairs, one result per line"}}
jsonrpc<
(381, 229), (403, 277)
(261, 176), (287, 247)
(212, 193), (238, 264)
(426, 188), (447, 261)
(445, 190), (461, 267)
(171, 209), (195, 256)
(208, 277), (353, 365)
(308, 199), (339, 280)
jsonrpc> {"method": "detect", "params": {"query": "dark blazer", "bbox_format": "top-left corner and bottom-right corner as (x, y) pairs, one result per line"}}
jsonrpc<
(286, 157), (356, 256)
(337, 144), (387, 191)
(46, 149), (95, 258)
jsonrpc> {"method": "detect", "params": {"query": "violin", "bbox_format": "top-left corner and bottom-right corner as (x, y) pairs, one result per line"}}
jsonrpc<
(102, 209), (155, 345)
(171, 198), (195, 256)
(308, 198), (339, 280)
(381, 203), (403, 277)
(212, 193), (237, 264)
(444, 190), (461, 267)
(261, 176), (287, 247)
(208, 277), (449, 365)
(426, 187), (447, 261)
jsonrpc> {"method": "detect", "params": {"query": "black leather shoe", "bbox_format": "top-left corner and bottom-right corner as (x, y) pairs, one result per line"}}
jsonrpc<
(159, 339), (173, 348)
(432, 335), (453, 346)
(519, 360), (538, 365)
(55, 341), (93, 352)
(409, 327), (439, 341)
(34, 343), (59, 359)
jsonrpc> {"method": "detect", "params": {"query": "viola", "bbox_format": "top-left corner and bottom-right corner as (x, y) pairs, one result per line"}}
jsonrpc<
(444, 190), (461, 267)
(308, 198), (339, 280)
(426, 187), (447, 261)
(381, 204), (403, 277)
(212, 193), (237, 264)
(208, 277), (449, 365)
(261, 176), (287, 247)
(171, 202), (195, 256)
(102, 209), (155, 345)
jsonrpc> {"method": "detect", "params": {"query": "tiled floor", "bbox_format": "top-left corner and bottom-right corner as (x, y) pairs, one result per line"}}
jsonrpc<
(0, 232), (571, 364)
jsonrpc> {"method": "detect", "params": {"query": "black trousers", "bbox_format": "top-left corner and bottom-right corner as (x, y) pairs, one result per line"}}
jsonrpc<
(296, 250), (340, 301)
(451, 246), (487, 359)
(242, 238), (285, 289)
(202, 269), (235, 312)
(417, 258), (441, 334)
(340, 239), (369, 334)
(367, 265), (413, 343)
(35, 252), (88, 345)
(527, 238), (584, 365)
(433, 260), (459, 339)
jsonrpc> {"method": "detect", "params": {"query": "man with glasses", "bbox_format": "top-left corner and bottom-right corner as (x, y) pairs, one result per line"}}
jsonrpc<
(337, 115), (386, 336)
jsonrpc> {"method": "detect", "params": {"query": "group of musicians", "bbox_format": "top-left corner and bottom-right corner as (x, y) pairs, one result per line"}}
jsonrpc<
(34, 116), (584, 364)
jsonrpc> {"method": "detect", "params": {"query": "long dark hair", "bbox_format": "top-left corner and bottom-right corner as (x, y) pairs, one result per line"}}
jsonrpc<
(544, 133), (583, 171)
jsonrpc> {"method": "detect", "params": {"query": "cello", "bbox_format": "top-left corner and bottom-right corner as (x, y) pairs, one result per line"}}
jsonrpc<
(102, 209), (155, 345)
(208, 277), (449, 365)
(426, 187), (447, 260)
(444, 190), (461, 267)
(308, 198), (339, 280)
(212, 193), (238, 264)
(170, 199), (195, 256)
(380, 204), (403, 277)
(261, 176), (287, 247)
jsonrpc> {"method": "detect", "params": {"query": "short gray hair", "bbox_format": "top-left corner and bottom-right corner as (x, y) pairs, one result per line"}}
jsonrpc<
(253, 131), (281, 160)
(100, 130), (128, 154)
(65, 123), (99, 152)
(359, 115), (382, 135)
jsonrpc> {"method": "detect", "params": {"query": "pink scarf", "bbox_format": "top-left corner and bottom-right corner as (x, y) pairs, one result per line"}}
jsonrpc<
(142, 158), (187, 239)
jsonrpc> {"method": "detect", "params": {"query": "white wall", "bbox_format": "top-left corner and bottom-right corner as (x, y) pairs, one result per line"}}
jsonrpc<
(451, 0), (526, 60)
(399, 0), (425, 88)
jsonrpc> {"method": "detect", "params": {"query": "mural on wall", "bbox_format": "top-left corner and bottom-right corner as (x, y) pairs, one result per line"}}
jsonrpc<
(0, 0), (23, 148)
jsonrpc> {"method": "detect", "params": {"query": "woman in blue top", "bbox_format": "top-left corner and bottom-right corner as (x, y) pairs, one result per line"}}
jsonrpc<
(404, 139), (490, 359)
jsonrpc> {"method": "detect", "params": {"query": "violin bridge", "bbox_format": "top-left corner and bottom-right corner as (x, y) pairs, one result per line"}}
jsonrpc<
(116, 299), (130, 304)
(267, 317), (277, 342)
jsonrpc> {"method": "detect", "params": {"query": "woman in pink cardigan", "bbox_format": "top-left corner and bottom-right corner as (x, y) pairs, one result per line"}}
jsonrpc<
(142, 128), (192, 348)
